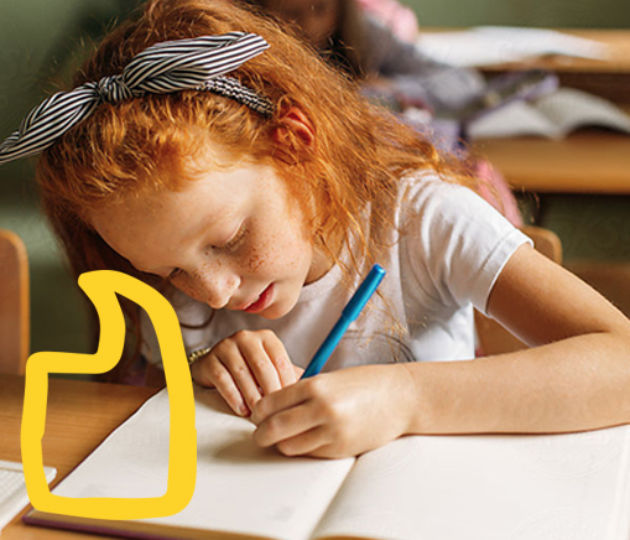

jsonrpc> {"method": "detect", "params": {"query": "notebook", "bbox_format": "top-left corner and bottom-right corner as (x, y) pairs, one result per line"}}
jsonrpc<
(417, 26), (608, 67)
(468, 87), (630, 139)
(24, 386), (630, 540)
(0, 460), (56, 533)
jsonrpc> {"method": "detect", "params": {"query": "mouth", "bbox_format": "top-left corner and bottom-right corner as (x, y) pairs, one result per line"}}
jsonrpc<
(243, 283), (275, 314)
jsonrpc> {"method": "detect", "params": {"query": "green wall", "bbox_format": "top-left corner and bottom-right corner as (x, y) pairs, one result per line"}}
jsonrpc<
(405, 0), (630, 28)
(0, 0), (141, 356)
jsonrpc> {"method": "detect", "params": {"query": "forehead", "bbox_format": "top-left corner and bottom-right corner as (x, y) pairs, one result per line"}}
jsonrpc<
(87, 163), (259, 269)
(93, 143), (251, 226)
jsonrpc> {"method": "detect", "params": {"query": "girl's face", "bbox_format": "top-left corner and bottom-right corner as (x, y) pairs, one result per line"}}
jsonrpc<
(89, 156), (331, 320)
(263, 0), (340, 49)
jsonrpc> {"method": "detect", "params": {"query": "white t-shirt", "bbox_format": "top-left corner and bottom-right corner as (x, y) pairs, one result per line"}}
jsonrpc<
(141, 172), (531, 371)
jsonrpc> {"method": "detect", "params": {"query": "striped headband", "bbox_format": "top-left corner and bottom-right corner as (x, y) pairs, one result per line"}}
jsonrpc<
(0, 32), (274, 165)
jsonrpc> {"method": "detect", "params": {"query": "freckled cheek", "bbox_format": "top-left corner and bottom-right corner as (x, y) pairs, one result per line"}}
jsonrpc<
(171, 265), (217, 303)
(245, 244), (266, 272)
(172, 276), (206, 302)
(244, 234), (309, 276)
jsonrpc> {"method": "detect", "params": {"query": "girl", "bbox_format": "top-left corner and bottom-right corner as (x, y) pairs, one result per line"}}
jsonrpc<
(1, 0), (629, 460)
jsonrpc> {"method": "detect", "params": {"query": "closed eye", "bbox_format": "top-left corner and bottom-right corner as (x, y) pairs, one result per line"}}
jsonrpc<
(167, 222), (247, 281)
(217, 221), (247, 252)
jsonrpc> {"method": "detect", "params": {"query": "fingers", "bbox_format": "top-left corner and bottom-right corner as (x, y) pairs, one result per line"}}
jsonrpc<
(262, 334), (300, 386)
(253, 403), (329, 455)
(238, 330), (284, 394)
(272, 426), (332, 457)
(251, 374), (358, 458)
(251, 376), (312, 425)
(192, 350), (253, 416)
(292, 364), (305, 380)
(190, 330), (298, 418)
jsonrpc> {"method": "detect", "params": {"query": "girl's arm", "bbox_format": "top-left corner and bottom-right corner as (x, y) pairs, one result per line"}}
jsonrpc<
(252, 243), (630, 458)
(401, 243), (630, 435)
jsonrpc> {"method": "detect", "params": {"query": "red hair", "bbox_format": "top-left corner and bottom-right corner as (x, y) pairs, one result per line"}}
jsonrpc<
(36, 0), (476, 379)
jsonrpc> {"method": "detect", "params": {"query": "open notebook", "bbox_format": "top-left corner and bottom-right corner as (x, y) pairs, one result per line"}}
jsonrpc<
(0, 460), (56, 532)
(468, 88), (630, 139)
(416, 26), (608, 67)
(25, 386), (630, 540)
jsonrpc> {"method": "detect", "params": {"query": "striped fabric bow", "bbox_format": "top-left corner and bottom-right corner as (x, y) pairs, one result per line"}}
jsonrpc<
(0, 32), (273, 165)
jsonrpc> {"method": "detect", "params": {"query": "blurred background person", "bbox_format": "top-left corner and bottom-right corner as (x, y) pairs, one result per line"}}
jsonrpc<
(245, 0), (523, 227)
(245, 0), (486, 124)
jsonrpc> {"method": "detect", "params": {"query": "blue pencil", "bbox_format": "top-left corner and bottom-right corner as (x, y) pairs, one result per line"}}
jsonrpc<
(301, 264), (386, 379)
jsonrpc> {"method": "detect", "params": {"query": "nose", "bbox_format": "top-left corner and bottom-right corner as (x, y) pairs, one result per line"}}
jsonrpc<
(186, 263), (240, 310)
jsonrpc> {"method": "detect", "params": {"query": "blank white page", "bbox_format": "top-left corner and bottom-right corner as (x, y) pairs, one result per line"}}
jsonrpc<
(417, 27), (608, 67)
(0, 460), (56, 532)
(313, 426), (630, 540)
(50, 387), (354, 540)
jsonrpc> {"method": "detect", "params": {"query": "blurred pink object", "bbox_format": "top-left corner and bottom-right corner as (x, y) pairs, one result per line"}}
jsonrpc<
(356, 0), (419, 43)
(475, 159), (523, 227)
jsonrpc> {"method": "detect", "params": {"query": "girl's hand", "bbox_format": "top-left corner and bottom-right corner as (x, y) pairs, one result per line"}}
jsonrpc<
(251, 364), (415, 459)
(190, 330), (303, 417)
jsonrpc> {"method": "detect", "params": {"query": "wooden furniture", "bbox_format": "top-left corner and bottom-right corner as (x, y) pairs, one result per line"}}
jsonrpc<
(464, 29), (630, 319)
(421, 28), (630, 103)
(566, 260), (630, 319)
(471, 130), (630, 195)
(478, 29), (630, 104)
(475, 226), (563, 356)
(435, 28), (630, 195)
(0, 374), (159, 539)
(0, 230), (29, 375)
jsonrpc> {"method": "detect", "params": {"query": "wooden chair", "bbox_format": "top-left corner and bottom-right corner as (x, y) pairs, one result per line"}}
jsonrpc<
(475, 226), (562, 356)
(566, 261), (630, 319)
(0, 229), (29, 375)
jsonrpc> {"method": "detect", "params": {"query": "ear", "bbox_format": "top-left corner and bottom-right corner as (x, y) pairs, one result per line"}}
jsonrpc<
(271, 106), (316, 149)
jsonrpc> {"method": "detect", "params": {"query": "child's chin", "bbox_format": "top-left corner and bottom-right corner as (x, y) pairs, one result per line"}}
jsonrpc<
(257, 299), (295, 320)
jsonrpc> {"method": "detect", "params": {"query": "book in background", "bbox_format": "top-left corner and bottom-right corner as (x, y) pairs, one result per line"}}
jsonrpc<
(416, 27), (609, 68)
(468, 88), (630, 139)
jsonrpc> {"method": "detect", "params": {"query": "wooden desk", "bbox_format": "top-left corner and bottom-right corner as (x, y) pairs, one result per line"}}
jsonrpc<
(0, 374), (158, 539)
(422, 28), (630, 194)
(478, 29), (630, 103)
(471, 131), (630, 194)
(476, 29), (630, 72)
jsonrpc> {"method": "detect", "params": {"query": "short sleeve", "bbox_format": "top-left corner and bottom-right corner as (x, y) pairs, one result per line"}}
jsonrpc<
(401, 178), (532, 314)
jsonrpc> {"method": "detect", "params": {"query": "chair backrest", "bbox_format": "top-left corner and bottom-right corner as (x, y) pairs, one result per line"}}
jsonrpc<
(566, 260), (630, 319)
(475, 226), (562, 356)
(520, 225), (562, 263)
(0, 229), (29, 375)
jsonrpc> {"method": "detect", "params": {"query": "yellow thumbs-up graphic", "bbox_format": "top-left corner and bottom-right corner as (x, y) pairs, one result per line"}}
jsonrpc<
(21, 270), (196, 519)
